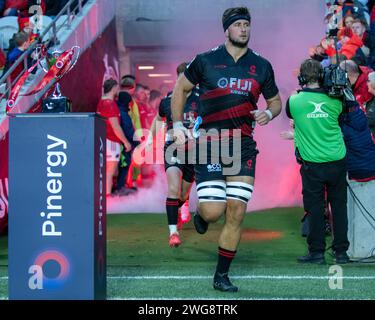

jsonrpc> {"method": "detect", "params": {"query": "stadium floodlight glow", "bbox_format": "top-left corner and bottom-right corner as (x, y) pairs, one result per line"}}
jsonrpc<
(138, 66), (155, 70)
(148, 73), (172, 78)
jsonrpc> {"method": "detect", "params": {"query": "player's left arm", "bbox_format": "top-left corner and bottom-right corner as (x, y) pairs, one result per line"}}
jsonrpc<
(266, 93), (282, 119)
(254, 93), (282, 126)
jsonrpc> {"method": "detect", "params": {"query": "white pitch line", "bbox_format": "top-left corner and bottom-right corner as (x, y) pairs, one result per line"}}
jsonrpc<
(0, 295), (370, 301)
(111, 297), (329, 301)
(1, 275), (375, 281)
(107, 275), (375, 280)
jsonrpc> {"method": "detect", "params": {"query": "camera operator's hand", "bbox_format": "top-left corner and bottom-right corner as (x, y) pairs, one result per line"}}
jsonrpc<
(280, 130), (294, 140)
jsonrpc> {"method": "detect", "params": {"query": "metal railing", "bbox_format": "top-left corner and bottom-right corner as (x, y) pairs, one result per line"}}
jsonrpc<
(0, 0), (86, 103)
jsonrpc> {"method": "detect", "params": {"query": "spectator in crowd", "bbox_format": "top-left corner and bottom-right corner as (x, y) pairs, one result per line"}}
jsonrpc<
(143, 85), (151, 105)
(118, 75), (136, 107)
(122, 77), (142, 133)
(351, 18), (375, 67)
(336, 27), (368, 64)
(365, 71), (375, 135)
(355, 0), (371, 24)
(135, 84), (151, 130)
(119, 75), (142, 189)
(6, 16), (38, 54)
(341, 97), (375, 181)
(324, 1), (362, 30)
(145, 90), (162, 129)
(320, 36), (340, 60)
(135, 84), (153, 129)
(343, 13), (356, 28)
(333, 0), (369, 24)
(309, 43), (328, 63)
(340, 59), (373, 106)
(119, 74), (136, 97)
(113, 77), (140, 195)
(3, 31), (31, 81)
(138, 84), (151, 106)
(339, 0), (355, 18)
(96, 79), (132, 197)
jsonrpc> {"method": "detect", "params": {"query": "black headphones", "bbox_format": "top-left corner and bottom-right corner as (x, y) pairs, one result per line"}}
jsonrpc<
(298, 69), (324, 87)
(298, 74), (307, 86)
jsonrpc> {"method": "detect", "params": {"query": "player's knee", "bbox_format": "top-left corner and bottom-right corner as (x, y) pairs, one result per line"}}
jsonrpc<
(199, 201), (226, 222)
(225, 181), (253, 226)
(226, 201), (245, 226)
(197, 181), (227, 222)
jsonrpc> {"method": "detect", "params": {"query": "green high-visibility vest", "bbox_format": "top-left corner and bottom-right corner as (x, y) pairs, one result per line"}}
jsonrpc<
(289, 91), (346, 163)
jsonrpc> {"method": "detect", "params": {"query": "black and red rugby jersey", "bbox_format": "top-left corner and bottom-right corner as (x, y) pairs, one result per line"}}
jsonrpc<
(159, 87), (200, 132)
(184, 44), (279, 138)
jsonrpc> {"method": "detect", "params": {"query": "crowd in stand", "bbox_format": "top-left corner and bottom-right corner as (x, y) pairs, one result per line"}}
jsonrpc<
(97, 76), (163, 197)
(308, 0), (375, 142)
(0, 0), (88, 80)
(0, 0), (86, 17)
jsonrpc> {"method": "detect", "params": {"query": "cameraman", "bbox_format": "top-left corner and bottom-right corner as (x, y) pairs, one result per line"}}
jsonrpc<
(286, 59), (350, 264)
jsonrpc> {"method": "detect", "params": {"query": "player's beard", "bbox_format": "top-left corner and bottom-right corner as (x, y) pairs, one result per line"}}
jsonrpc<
(229, 34), (249, 48)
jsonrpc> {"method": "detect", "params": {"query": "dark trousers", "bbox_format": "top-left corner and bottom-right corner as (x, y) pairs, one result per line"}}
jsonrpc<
(300, 158), (349, 254)
(115, 150), (132, 191)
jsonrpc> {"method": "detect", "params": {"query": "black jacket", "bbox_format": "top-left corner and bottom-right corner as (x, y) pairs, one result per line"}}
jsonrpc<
(365, 97), (375, 137)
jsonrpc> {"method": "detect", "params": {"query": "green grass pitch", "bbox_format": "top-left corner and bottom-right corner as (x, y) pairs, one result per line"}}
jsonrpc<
(1, 207), (374, 300)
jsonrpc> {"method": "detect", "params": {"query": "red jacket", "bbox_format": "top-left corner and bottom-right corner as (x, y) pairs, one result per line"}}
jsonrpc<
(0, 48), (5, 69)
(340, 34), (363, 60)
(5, 1), (45, 16)
(325, 32), (363, 60)
(354, 66), (374, 107)
(5, 0), (28, 15)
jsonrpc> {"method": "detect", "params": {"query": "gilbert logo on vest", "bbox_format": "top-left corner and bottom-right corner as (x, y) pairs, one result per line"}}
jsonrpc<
(307, 101), (329, 118)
